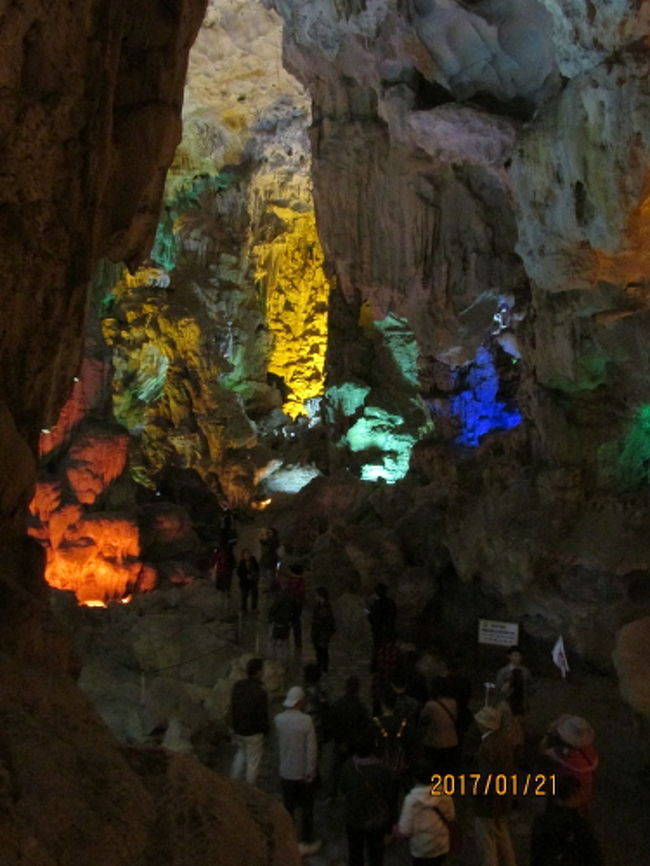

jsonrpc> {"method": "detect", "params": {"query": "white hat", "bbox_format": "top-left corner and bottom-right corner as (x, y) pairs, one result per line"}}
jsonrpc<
(554, 715), (595, 749)
(283, 686), (305, 708)
(475, 706), (503, 731)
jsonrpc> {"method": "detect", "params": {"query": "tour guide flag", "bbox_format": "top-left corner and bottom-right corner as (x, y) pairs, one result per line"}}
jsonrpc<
(552, 635), (569, 678)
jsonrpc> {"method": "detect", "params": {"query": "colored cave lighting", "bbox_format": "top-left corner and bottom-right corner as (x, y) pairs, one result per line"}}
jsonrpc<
(346, 408), (416, 484)
(450, 347), (522, 447)
(255, 208), (329, 419)
(29, 473), (142, 605)
(617, 404), (650, 486)
(263, 465), (321, 494)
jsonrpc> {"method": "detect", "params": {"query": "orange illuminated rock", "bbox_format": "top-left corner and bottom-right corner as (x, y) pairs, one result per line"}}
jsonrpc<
(138, 564), (158, 593)
(64, 428), (130, 505)
(44, 515), (142, 604)
(29, 480), (63, 524)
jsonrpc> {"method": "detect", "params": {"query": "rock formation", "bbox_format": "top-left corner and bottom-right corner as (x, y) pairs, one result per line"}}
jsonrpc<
(4, 4), (650, 857)
(0, 1), (300, 863)
(24, 0), (650, 681)
(257, 0), (650, 674)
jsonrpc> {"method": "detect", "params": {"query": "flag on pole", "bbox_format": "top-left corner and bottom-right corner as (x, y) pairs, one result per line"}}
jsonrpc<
(552, 635), (569, 678)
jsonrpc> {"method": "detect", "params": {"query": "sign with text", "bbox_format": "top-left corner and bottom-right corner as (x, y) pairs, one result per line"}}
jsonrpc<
(478, 619), (519, 647)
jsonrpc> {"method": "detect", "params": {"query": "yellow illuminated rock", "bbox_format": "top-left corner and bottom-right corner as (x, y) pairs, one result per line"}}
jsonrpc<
(255, 208), (330, 418)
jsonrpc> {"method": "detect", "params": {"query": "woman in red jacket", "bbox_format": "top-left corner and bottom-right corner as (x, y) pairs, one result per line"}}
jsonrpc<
(540, 714), (599, 812)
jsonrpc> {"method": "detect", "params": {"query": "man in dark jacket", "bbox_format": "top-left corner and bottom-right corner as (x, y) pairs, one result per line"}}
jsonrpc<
(230, 657), (269, 785)
(268, 574), (298, 661)
(286, 563), (307, 653)
(340, 730), (398, 866)
(328, 675), (370, 798)
(531, 775), (604, 866)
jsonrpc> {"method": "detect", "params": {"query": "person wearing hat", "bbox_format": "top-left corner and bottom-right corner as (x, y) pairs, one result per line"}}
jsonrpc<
(540, 715), (599, 813)
(472, 706), (518, 866)
(274, 685), (321, 856)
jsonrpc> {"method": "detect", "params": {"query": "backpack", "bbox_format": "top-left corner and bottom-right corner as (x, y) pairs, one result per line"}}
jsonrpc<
(373, 715), (408, 772)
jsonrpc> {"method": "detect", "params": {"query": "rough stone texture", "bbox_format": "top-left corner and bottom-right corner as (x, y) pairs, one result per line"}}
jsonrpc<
(257, 0), (650, 674)
(0, 0), (207, 460)
(124, 749), (300, 866)
(52, 583), (287, 752)
(0, 640), (299, 865)
(66, 0), (330, 504)
(0, 1), (305, 863)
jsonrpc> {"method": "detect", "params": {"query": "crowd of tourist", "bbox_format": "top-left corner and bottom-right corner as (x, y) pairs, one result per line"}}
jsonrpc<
(221, 524), (604, 866)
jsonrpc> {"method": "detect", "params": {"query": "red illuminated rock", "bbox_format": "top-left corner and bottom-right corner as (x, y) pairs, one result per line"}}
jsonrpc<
(39, 359), (111, 457)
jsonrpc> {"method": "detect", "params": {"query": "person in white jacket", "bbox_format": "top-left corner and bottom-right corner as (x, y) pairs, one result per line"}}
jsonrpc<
(398, 761), (455, 865)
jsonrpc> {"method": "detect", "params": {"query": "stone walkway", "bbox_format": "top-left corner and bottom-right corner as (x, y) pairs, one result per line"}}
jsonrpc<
(209, 523), (648, 866)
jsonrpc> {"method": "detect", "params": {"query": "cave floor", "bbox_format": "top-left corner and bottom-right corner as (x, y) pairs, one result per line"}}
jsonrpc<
(208, 527), (648, 865)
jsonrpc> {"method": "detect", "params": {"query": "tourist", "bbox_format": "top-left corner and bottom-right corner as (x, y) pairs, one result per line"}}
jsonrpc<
(236, 548), (260, 613)
(340, 730), (398, 866)
(372, 689), (411, 775)
(210, 537), (235, 607)
(472, 706), (518, 866)
(418, 677), (461, 777)
(397, 646), (430, 705)
(390, 670), (421, 727)
(311, 586), (336, 674)
(497, 668), (526, 760)
(219, 505), (237, 546)
(540, 714), (599, 812)
(259, 527), (279, 591)
(267, 574), (297, 662)
(397, 759), (455, 865)
(368, 583), (397, 670)
(530, 774), (604, 866)
(328, 675), (370, 799)
(286, 563), (307, 655)
(230, 657), (269, 785)
(303, 662), (331, 752)
(274, 686), (321, 856)
(371, 641), (400, 715)
(495, 646), (532, 707)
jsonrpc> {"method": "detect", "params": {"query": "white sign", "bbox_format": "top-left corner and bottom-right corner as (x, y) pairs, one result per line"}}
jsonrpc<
(478, 619), (519, 647)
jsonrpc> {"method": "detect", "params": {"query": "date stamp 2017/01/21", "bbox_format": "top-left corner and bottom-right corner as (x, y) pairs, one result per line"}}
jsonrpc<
(430, 773), (556, 798)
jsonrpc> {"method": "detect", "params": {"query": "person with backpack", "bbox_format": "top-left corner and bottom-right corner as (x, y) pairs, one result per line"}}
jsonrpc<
(397, 759), (456, 865)
(372, 690), (411, 777)
(418, 677), (461, 777)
